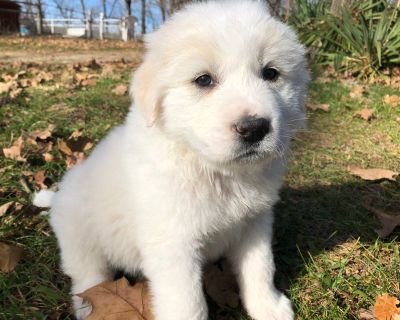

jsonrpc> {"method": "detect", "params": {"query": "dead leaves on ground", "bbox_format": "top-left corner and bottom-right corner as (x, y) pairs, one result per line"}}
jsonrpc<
(2, 126), (94, 177)
(306, 103), (330, 112)
(347, 165), (398, 182)
(354, 108), (374, 121)
(112, 84), (129, 96)
(0, 59), (134, 103)
(0, 242), (24, 273)
(80, 261), (239, 320)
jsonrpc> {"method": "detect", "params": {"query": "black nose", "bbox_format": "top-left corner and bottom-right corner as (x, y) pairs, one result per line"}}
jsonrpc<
(234, 117), (270, 144)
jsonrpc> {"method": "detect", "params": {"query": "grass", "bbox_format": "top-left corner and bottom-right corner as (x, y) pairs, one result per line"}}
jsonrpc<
(0, 56), (399, 320)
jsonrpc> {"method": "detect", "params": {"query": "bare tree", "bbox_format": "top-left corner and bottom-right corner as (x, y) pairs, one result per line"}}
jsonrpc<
(170, 0), (192, 13)
(36, 0), (44, 34)
(141, 0), (146, 33)
(158, 0), (167, 22)
(80, 0), (87, 19)
(125, 0), (132, 16)
(52, 0), (74, 18)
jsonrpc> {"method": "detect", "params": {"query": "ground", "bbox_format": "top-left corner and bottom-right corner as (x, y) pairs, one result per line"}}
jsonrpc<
(0, 36), (399, 320)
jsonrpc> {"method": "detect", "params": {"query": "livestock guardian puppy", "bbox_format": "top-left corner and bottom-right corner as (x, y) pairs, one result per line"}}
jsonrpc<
(35, 1), (309, 319)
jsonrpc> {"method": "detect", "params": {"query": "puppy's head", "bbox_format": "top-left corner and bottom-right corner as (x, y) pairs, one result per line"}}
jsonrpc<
(132, 0), (309, 166)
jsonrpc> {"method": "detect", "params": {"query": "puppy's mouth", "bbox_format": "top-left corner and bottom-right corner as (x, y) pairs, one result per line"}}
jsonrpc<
(233, 147), (265, 162)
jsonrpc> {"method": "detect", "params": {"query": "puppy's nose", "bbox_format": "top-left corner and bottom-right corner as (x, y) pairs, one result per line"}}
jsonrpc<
(234, 117), (270, 144)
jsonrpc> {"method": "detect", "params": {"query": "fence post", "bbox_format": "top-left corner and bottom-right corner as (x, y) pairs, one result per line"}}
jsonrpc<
(86, 10), (93, 39)
(121, 17), (128, 42)
(50, 19), (55, 34)
(99, 12), (104, 40)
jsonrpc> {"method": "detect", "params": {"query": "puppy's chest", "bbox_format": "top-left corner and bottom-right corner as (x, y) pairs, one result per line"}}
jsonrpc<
(180, 173), (275, 230)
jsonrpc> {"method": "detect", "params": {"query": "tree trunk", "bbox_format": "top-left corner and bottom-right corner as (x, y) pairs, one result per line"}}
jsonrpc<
(141, 0), (146, 34)
(125, 0), (131, 16)
(36, 0), (43, 34)
(159, 0), (167, 22)
(80, 0), (86, 19)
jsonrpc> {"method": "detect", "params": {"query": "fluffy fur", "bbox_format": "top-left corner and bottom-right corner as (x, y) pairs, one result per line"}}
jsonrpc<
(35, 1), (309, 319)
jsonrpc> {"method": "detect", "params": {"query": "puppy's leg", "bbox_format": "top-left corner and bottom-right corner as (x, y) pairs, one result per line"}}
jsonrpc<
(228, 214), (294, 320)
(61, 248), (111, 320)
(142, 244), (207, 320)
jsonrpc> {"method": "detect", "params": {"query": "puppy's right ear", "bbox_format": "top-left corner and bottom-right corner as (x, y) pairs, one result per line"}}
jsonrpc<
(131, 61), (164, 126)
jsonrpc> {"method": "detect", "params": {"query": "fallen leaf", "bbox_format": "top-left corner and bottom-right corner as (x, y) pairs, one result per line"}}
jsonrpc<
(358, 308), (375, 320)
(307, 103), (330, 112)
(30, 124), (55, 140)
(43, 152), (54, 162)
(354, 108), (374, 121)
(350, 85), (365, 98)
(79, 277), (154, 320)
(69, 130), (83, 139)
(112, 84), (128, 96)
(81, 79), (97, 87)
(0, 202), (14, 217)
(347, 165), (398, 181)
(9, 87), (22, 99)
(0, 82), (12, 94)
(373, 293), (400, 320)
(383, 94), (400, 107)
(2, 137), (26, 162)
(0, 242), (24, 273)
(57, 139), (73, 156)
(204, 260), (239, 308)
(34, 170), (48, 189)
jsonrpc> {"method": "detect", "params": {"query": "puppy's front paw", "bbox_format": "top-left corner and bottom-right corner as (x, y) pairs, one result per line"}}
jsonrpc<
(248, 293), (294, 320)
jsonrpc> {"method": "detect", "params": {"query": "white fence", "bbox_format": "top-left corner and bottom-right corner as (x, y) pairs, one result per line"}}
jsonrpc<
(37, 14), (136, 41)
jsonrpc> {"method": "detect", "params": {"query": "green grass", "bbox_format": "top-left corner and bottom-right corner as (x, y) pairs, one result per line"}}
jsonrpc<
(0, 62), (399, 320)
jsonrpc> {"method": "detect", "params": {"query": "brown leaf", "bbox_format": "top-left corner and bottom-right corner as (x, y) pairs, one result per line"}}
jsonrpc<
(2, 137), (26, 162)
(307, 103), (330, 112)
(373, 293), (400, 320)
(81, 79), (97, 87)
(69, 130), (83, 139)
(354, 108), (374, 121)
(30, 124), (55, 140)
(0, 242), (24, 273)
(347, 165), (398, 181)
(383, 94), (400, 107)
(112, 84), (128, 96)
(0, 82), (12, 94)
(204, 260), (239, 308)
(57, 139), (73, 156)
(350, 85), (365, 98)
(34, 170), (48, 189)
(0, 201), (14, 217)
(358, 308), (375, 320)
(10, 87), (22, 99)
(79, 277), (154, 320)
(43, 152), (54, 162)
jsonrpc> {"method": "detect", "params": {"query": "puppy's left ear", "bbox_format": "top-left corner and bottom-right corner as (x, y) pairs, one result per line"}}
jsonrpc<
(130, 61), (164, 126)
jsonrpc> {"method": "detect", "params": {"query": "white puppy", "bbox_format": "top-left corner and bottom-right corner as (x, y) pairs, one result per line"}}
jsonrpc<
(35, 1), (309, 319)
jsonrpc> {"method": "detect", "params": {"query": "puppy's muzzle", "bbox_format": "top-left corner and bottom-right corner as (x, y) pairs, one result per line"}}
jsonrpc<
(233, 116), (271, 144)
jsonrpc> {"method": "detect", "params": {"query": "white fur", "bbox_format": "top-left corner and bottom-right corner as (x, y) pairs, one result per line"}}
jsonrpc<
(38, 1), (309, 319)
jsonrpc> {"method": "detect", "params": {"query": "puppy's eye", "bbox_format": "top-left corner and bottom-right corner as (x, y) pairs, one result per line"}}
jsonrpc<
(194, 74), (214, 87)
(261, 67), (279, 82)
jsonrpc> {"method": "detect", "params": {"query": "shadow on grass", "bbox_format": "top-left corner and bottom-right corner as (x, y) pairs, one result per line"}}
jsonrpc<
(273, 180), (399, 291)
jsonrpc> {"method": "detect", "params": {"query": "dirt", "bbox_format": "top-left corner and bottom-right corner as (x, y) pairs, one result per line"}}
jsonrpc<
(0, 49), (141, 64)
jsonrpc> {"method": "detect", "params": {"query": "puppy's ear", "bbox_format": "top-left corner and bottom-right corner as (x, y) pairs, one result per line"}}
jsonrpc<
(131, 61), (164, 126)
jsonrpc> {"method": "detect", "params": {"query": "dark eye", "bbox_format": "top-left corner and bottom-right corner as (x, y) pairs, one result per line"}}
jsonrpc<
(261, 67), (279, 81)
(194, 74), (214, 87)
